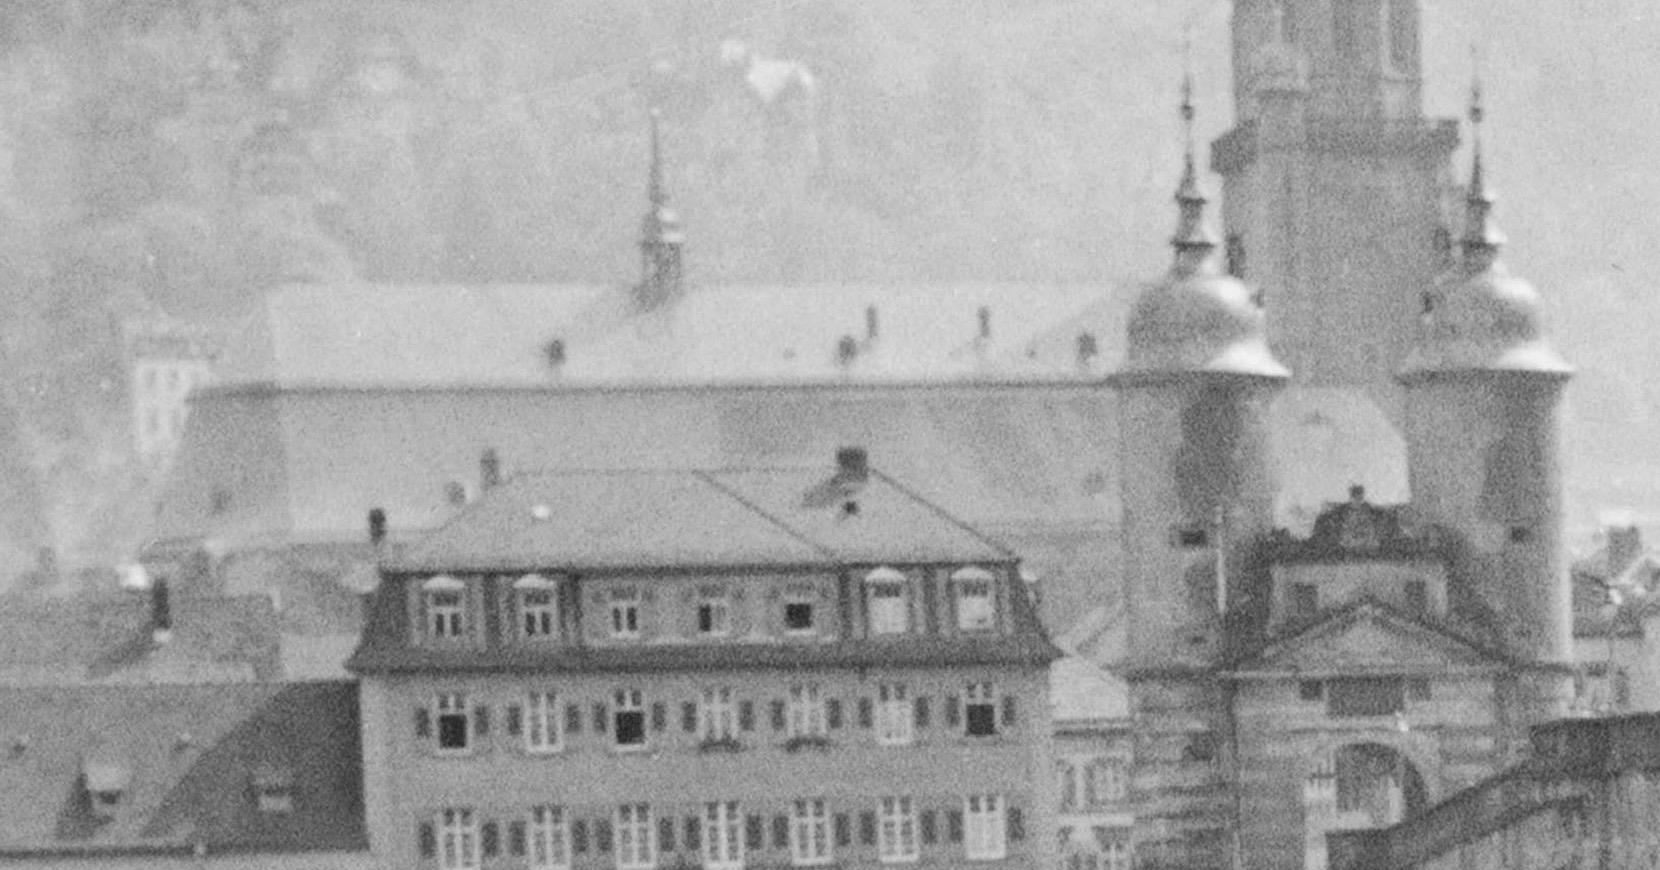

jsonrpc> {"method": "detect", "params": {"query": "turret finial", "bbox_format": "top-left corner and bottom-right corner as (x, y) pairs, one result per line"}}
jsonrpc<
(1171, 53), (1219, 273)
(1461, 49), (1506, 264)
(638, 104), (684, 306)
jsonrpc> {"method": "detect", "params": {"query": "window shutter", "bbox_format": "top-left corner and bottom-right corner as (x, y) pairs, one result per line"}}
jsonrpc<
(566, 703), (583, 734)
(593, 703), (608, 733)
(770, 700), (786, 731)
(1008, 807), (1025, 841)
(946, 810), (964, 843)
(826, 698), (843, 729)
(659, 817), (676, 852)
(572, 820), (589, 854)
(651, 702), (668, 732)
(833, 813), (851, 847)
(857, 697), (874, 728)
(859, 811), (877, 846)
(509, 820), (527, 857)
(482, 821), (500, 857)
(772, 814), (790, 848)
(746, 815), (764, 850)
(914, 697), (931, 729)
(944, 694), (961, 728)
(920, 810), (937, 844)
(685, 816), (701, 852)
(418, 821), (436, 858)
(682, 701), (698, 733)
(414, 706), (431, 739)
(474, 704), (491, 736)
(506, 704), (523, 737)
(739, 701), (755, 731)
(596, 820), (613, 853)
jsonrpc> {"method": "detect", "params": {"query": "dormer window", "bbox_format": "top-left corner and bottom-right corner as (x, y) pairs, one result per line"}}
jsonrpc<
(865, 568), (910, 636)
(609, 587), (642, 640)
(697, 586), (731, 637)
(424, 575), (468, 639)
(952, 568), (997, 632)
(783, 586), (818, 635)
(516, 574), (559, 639)
(82, 758), (130, 818)
(252, 765), (295, 814)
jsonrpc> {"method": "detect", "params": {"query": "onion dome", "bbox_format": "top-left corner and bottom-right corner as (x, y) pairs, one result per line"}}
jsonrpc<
(1248, 4), (1309, 95)
(1402, 80), (1569, 377)
(1121, 78), (1288, 379)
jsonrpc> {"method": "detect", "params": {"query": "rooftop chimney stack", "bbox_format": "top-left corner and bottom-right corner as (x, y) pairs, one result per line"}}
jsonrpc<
(865, 305), (879, 341)
(150, 579), (172, 644)
(977, 306), (992, 340)
(368, 508), (387, 547)
(835, 447), (869, 484)
(480, 448), (502, 490)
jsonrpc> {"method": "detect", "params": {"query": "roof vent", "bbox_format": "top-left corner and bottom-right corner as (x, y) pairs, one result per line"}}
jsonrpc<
(836, 334), (858, 367)
(545, 339), (567, 368)
(835, 447), (869, 483)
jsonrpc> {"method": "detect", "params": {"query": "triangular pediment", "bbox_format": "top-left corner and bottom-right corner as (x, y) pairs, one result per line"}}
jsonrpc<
(1237, 603), (1509, 674)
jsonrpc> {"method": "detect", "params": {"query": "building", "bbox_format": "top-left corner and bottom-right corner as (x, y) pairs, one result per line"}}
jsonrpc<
(348, 449), (1060, 870)
(1051, 658), (1134, 870)
(122, 317), (222, 469)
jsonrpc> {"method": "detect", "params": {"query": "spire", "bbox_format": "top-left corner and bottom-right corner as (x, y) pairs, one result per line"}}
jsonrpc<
(1461, 52), (1506, 264)
(638, 106), (684, 307)
(1171, 51), (1220, 274)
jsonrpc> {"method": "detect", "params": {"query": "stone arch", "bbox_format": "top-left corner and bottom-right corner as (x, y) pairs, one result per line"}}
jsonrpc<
(1301, 737), (1435, 870)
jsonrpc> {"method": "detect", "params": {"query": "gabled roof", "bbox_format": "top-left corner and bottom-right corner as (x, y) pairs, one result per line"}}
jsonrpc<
(1050, 655), (1130, 725)
(0, 592), (280, 685)
(0, 681), (365, 857)
(1228, 598), (1515, 676)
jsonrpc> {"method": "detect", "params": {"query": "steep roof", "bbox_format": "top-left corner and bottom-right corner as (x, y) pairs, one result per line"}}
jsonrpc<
(0, 681), (365, 858)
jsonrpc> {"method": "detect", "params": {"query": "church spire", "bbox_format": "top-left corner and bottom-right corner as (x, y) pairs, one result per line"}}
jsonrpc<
(1171, 59), (1220, 275)
(638, 107), (684, 308)
(1461, 59), (1507, 266)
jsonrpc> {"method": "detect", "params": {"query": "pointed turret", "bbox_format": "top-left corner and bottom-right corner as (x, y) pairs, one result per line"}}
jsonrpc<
(637, 108), (684, 309)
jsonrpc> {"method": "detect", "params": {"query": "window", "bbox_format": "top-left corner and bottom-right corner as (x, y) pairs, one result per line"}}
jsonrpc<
(1299, 680), (1325, 701)
(1509, 525), (1533, 544)
(1289, 583), (1317, 620)
(784, 588), (817, 635)
(703, 801), (744, 870)
(530, 806), (571, 870)
(1058, 762), (1079, 812)
(610, 588), (642, 639)
(616, 804), (655, 870)
(878, 797), (918, 863)
(426, 576), (467, 639)
(518, 575), (559, 639)
(1103, 841), (1131, 870)
(791, 800), (832, 866)
(614, 689), (647, 749)
(788, 685), (827, 738)
(1404, 580), (1427, 615)
(866, 569), (909, 635)
(1225, 233), (1246, 278)
(701, 688), (738, 742)
(526, 691), (563, 753)
(876, 683), (912, 746)
(1386, 0), (1413, 71)
(698, 587), (731, 637)
(964, 683), (998, 737)
(1173, 526), (1209, 548)
(964, 795), (1006, 861)
(436, 693), (471, 752)
(440, 808), (481, 870)
(1333, 0), (1361, 58)
(1328, 677), (1405, 718)
(1085, 759), (1128, 807)
(953, 568), (996, 631)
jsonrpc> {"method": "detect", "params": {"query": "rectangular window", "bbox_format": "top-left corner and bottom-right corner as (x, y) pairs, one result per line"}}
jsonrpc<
(614, 689), (647, 749)
(430, 590), (467, 639)
(526, 691), (563, 753)
(703, 801), (744, 870)
(876, 683), (912, 746)
(965, 683), (998, 737)
(784, 589), (817, 635)
(522, 587), (559, 638)
(698, 588), (731, 637)
(1174, 526), (1208, 548)
(868, 577), (909, 635)
(435, 693), (471, 752)
(878, 797), (918, 863)
(530, 806), (571, 870)
(610, 588), (642, 639)
(1290, 583), (1318, 620)
(790, 800), (831, 866)
(440, 808), (481, 870)
(1328, 677), (1405, 718)
(963, 795), (1006, 861)
(788, 685), (827, 738)
(1085, 760), (1128, 807)
(954, 573), (995, 631)
(616, 804), (655, 870)
(701, 688), (738, 742)
(1404, 580), (1428, 614)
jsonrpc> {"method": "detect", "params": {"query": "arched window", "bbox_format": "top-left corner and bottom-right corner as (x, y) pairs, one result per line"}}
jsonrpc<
(514, 574), (559, 639)
(423, 575), (467, 639)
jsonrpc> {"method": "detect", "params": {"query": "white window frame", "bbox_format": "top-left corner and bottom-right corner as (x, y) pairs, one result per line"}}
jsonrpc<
(615, 803), (656, 870)
(614, 688), (647, 750)
(526, 690), (563, 753)
(878, 796), (918, 863)
(964, 794), (1007, 861)
(1086, 758), (1128, 807)
(788, 685), (827, 739)
(866, 568), (910, 636)
(790, 799), (832, 866)
(434, 692), (471, 754)
(965, 682), (998, 737)
(703, 800), (745, 870)
(783, 587), (817, 635)
(610, 587), (642, 639)
(952, 567), (997, 632)
(876, 683), (912, 746)
(425, 575), (467, 639)
(1058, 761), (1079, 812)
(529, 805), (571, 870)
(701, 687), (738, 742)
(697, 587), (732, 638)
(517, 574), (559, 639)
(439, 807), (481, 870)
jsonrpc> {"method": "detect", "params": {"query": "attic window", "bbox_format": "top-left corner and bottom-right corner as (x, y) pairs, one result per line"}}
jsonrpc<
(252, 766), (295, 814)
(83, 759), (131, 816)
(951, 567), (997, 632)
(546, 339), (567, 367)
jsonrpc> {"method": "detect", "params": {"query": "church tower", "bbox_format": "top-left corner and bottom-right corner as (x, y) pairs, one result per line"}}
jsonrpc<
(1213, 0), (1458, 415)
(1110, 81), (1288, 870)
(637, 107), (685, 310)
(1399, 83), (1574, 726)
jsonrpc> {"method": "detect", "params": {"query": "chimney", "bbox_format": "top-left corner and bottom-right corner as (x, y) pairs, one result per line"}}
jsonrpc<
(150, 579), (172, 644)
(1609, 525), (1643, 576)
(835, 447), (869, 483)
(480, 448), (502, 490)
(976, 306), (991, 340)
(865, 305), (879, 341)
(368, 508), (387, 547)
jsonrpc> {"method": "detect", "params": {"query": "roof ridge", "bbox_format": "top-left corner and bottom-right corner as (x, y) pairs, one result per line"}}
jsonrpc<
(868, 468), (1017, 559)
(690, 470), (838, 562)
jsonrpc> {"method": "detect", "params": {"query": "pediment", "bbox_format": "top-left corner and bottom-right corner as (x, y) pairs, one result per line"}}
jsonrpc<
(1240, 605), (1507, 673)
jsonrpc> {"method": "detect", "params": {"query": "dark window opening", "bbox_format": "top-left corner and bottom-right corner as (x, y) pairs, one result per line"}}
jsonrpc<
(965, 700), (998, 737)
(784, 602), (814, 631)
(1509, 525), (1534, 544)
(1175, 527), (1209, 548)
(697, 604), (717, 634)
(615, 710), (646, 746)
(1225, 233), (1246, 279)
(1299, 680), (1325, 701)
(437, 712), (468, 750)
(1328, 677), (1405, 718)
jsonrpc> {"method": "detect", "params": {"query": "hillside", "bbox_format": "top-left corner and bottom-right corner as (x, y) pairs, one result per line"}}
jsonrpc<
(0, 0), (1657, 577)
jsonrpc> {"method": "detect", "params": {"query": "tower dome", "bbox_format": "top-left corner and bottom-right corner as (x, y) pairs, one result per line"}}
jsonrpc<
(1122, 79), (1286, 378)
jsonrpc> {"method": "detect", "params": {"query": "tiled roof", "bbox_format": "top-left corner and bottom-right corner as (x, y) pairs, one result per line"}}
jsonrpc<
(0, 681), (366, 857)
(0, 592), (280, 685)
